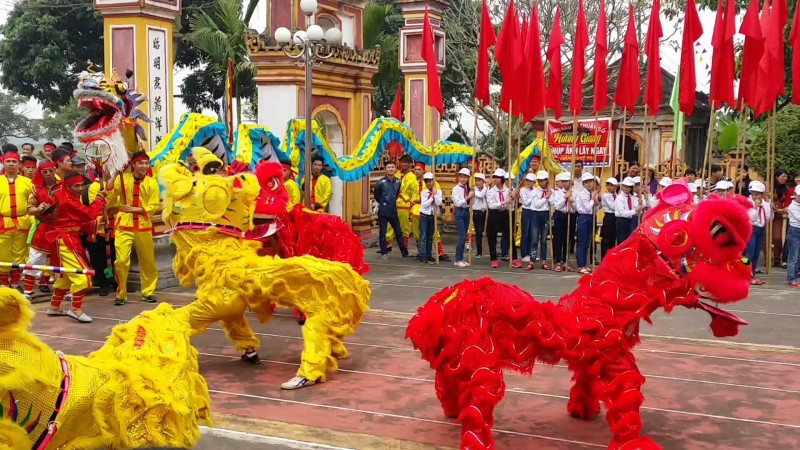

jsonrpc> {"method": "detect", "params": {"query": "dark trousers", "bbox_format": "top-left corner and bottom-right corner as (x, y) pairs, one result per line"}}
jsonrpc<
(746, 225), (766, 276)
(487, 209), (517, 261)
(600, 212), (617, 258)
(83, 235), (115, 288)
(616, 217), (635, 245)
(531, 210), (550, 261)
(568, 212), (578, 255)
(454, 207), (470, 262)
(379, 214), (408, 256)
(552, 211), (572, 264)
(520, 209), (535, 258)
(472, 209), (486, 256)
(418, 214), (435, 261)
(576, 214), (593, 268)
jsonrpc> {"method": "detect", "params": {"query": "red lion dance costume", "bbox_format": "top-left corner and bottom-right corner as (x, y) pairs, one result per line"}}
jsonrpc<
(406, 180), (754, 450)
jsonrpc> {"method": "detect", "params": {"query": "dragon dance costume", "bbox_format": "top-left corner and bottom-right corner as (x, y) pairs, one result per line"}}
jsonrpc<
(22, 163), (60, 295)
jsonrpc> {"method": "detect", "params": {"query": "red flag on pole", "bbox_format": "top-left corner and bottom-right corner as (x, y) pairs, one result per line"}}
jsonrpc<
(644, 0), (663, 115)
(515, 15), (528, 117)
(773, 0), (788, 101)
(524, 4), (545, 121)
(390, 81), (403, 120)
(679, 0), (703, 115)
(568, 0), (589, 116)
(738, 0), (764, 110)
(614, 4), (640, 114)
(421, 6), (444, 115)
(476, 0), (496, 107)
(593, 0), (609, 115)
(755, 0), (782, 116)
(546, 7), (564, 119)
(709, 0), (736, 107)
(496, 0), (518, 115)
(791, 0), (800, 104)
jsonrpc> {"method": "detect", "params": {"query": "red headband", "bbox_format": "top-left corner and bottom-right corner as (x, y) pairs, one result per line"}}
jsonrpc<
(43, 144), (56, 150)
(2, 153), (20, 162)
(64, 175), (84, 186)
(415, 162), (426, 169)
(22, 160), (37, 167)
(130, 154), (150, 164)
(38, 161), (55, 171)
(281, 163), (292, 171)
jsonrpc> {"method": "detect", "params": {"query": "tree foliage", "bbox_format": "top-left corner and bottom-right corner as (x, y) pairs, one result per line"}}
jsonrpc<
(40, 100), (85, 141)
(748, 105), (800, 178)
(0, 92), (41, 140)
(363, 0), (404, 117)
(0, 0), (103, 110)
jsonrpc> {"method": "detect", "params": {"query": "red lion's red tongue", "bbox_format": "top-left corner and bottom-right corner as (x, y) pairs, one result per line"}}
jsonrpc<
(696, 301), (748, 337)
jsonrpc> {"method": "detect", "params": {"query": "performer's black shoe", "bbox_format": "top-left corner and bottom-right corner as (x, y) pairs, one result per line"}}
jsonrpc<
(38, 284), (51, 294)
(241, 351), (260, 364)
(98, 286), (110, 297)
(142, 295), (157, 303)
(439, 254), (451, 262)
(298, 317), (306, 326)
(114, 298), (126, 306)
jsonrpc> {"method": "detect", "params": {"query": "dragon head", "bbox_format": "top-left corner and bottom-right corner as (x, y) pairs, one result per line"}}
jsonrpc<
(159, 148), (261, 232)
(639, 180), (752, 337)
(74, 66), (151, 174)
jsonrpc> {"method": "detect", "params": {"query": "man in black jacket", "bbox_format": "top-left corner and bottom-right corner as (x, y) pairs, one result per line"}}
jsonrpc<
(374, 161), (409, 259)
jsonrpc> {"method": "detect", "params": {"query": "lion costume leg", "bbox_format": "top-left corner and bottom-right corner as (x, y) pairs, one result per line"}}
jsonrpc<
(567, 370), (601, 420)
(178, 287), (260, 353)
(296, 314), (333, 382)
(600, 351), (659, 450)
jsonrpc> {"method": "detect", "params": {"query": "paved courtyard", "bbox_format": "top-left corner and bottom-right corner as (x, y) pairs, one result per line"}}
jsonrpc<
(29, 245), (800, 449)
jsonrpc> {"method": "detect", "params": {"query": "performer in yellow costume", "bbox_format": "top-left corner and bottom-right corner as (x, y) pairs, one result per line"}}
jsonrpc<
(160, 148), (371, 390)
(302, 156), (332, 211)
(106, 151), (160, 305)
(386, 155), (417, 249)
(0, 153), (34, 288)
(281, 159), (302, 210)
(0, 287), (211, 449)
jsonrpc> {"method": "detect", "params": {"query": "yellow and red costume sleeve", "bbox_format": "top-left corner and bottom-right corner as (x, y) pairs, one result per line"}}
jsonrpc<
(107, 173), (160, 232)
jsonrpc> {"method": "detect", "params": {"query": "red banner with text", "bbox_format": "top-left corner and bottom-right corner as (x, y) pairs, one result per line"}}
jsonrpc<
(546, 118), (612, 166)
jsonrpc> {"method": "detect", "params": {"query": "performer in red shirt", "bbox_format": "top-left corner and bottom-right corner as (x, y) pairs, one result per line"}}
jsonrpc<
(46, 172), (107, 323)
(22, 161), (61, 297)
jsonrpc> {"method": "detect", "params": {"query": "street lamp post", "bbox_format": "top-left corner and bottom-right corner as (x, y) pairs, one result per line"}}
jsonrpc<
(274, 0), (342, 209)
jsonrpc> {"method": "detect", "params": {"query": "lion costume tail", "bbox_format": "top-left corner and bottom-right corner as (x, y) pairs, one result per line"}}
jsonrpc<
(406, 277), (572, 450)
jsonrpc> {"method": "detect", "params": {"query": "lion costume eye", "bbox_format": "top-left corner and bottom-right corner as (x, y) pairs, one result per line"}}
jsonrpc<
(268, 177), (280, 191)
(656, 220), (693, 257)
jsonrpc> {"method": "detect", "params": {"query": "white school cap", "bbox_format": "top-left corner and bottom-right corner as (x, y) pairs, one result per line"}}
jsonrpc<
(749, 180), (766, 193)
(423, 172), (434, 180)
(524, 172), (536, 182)
(605, 177), (618, 185)
(689, 183), (698, 193)
(536, 170), (549, 180)
(458, 168), (471, 176)
(555, 172), (571, 182)
(659, 177), (673, 187)
(620, 177), (635, 187)
(580, 172), (595, 182)
(632, 176), (642, 184)
(492, 168), (506, 178)
(474, 172), (486, 181)
(714, 180), (732, 190)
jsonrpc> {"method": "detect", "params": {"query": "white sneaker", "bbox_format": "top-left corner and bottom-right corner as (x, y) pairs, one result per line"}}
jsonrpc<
(281, 376), (316, 390)
(522, 256), (530, 263)
(465, 243), (471, 251)
(45, 308), (67, 316)
(67, 310), (92, 323)
(475, 255), (482, 259)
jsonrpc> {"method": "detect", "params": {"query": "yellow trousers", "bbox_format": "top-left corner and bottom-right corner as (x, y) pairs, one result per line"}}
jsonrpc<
(0, 229), (29, 272)
(176, 285), (260, 353)
(385, 208), (412, 243)
(114, 229), (159, 299)
(53, 239), (91, 293)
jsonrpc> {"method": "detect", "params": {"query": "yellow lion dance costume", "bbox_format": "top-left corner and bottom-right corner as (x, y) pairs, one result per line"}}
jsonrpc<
(159, 149), (372, 389)
(0, 288), (211, 449)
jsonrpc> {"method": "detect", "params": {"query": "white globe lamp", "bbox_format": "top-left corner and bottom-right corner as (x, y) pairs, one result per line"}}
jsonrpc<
(324, 28), (342, 45)
(306, 24), (324, 43)
(274, 27), (291, 45)
(299, 0), (318, 15)
(292, 30), (307, 45)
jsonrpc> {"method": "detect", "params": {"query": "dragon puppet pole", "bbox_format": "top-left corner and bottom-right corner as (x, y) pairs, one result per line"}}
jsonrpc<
(565, 114), (579, 269)
(506, 100), (514, 268)
(468, 98), (479, 266)
(0, 262), (95, 276)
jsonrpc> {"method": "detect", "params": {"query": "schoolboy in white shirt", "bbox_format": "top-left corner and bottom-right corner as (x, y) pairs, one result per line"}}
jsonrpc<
(746, 180), (772, 286)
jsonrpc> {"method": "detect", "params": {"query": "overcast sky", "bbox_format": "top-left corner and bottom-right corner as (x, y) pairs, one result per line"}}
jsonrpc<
(0, 0), (720, 127)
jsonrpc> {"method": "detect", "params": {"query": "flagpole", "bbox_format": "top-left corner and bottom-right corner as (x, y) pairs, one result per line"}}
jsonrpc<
(703, 100), (717, 195)
(566, 114), (579, 270)
(735, 104), (746, 195)
(766, 106), (776, 279)
(507, 100), (514, 269)
(514, 112), (523, 267)
(432, 136), (439, 266)
(544, 111), (555, 270)
(642, 104), (649, 220)
(469, 98), (479, 266)
(592, 112), (599, 270)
